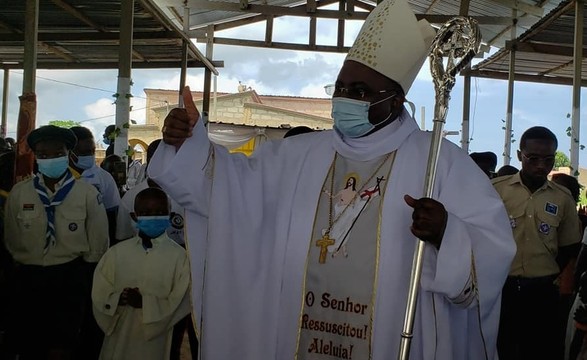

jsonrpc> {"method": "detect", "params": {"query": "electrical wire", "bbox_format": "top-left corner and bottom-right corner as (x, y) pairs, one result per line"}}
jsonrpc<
(11, 71), (149, 100)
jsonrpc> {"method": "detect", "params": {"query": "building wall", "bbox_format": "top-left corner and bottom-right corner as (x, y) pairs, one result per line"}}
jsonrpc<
(135, 89), (332, 156)
(260, 96), (331, 118)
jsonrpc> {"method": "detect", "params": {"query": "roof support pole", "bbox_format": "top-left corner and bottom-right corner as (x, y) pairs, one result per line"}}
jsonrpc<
(179, 6), (189, 107)
(570, 0), (583, 176)
(460, 71), (471, 152)
(114, 0), (134, 163)
(503, 11), (517, 166)
(459, 0), (471, 152)
(1, 69), (9, 138)
(202, 24), (214, 126)
(15, 0), (39, 180)
(22, 0), (38, 94)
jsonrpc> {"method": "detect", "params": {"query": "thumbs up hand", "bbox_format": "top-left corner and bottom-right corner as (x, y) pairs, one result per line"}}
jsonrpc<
(161, 86), (201, 150)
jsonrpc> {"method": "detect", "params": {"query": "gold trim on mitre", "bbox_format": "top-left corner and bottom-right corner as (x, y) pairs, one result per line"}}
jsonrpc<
(346, 0), (436, 94)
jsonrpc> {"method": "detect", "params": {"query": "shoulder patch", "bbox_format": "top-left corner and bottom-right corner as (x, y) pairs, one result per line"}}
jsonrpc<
(545, 202), (558, 216)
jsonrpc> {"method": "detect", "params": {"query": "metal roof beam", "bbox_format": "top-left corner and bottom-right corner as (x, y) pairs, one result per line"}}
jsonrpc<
(140, 0), (218, 74)
(488, 0), (544, 16)
(51, 0), (147, 61)
(1, 60), (224, 70)
(465, 69), (587, 87)
(417, 15), (535, 25)
(425, 0), (443, 14)
(487, 0), (566, 45)
(186, 0), (369, 19)
(517, 0), (576, 42)
(506, 40), (585, 57)
(539, 59), (573, 75)
(459, 0), (471, 16)
(211, 0), (340, 31)
(200, 37), (351, 53)
(0, 19), (77, 62)
(50, 0), (108, 32)
(0, 31), (185, 42)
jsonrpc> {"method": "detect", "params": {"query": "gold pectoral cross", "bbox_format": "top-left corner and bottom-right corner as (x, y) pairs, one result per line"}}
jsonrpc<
(316, 233), (335, 264)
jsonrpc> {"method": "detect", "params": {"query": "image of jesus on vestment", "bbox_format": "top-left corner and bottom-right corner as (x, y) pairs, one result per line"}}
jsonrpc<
(323, 173), (384, 258)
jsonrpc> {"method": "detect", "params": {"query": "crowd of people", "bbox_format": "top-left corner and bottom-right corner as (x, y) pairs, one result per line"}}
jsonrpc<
(0, 125), (197, 360)
(0, 0), (586, 358)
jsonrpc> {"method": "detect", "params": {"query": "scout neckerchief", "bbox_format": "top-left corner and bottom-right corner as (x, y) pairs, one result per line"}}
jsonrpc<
(33, 170), (75, 253)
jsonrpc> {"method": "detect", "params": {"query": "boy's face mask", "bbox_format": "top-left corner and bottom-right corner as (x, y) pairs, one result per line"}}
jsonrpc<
(135, 215), (170, 238)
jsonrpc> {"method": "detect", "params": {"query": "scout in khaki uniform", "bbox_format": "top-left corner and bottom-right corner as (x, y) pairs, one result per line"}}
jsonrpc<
(493, 126), (581, 360)
(3, 125), (109, 359)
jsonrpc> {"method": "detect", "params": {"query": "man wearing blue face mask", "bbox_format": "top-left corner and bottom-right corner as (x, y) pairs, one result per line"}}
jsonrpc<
(148, 0), (515, 358)
(92, 187), (191, 360)
(69, 126), (120, 247)
(3, 125), (109, 359)
(69, 125), (121, 360)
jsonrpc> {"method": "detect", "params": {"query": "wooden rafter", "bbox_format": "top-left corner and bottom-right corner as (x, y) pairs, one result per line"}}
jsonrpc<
(487, 0), (556, 45)
(140, 0), (218, 74)
(0, 17), (76, 62)
(51, 0), (147, 61)
(465, 69), (587, 86)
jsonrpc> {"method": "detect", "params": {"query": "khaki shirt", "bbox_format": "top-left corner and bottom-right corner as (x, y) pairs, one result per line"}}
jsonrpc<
(4, 176), (109, 266)
(492, 173), (581, 277)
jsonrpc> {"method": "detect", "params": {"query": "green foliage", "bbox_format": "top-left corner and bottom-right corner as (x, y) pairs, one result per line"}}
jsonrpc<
(48, 120), (80, 128)
(555, 151), (571, 168)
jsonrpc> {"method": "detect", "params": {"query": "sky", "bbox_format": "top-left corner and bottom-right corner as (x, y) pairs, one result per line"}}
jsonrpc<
(1, 15), (587, 170)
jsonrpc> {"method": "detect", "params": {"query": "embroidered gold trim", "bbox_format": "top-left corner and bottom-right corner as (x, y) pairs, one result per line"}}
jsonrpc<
(295, 151), (397, 359)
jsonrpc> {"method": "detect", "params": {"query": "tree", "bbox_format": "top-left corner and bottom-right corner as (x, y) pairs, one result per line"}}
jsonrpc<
(48, 120), (80, 128)
(555, 151), (570, 168)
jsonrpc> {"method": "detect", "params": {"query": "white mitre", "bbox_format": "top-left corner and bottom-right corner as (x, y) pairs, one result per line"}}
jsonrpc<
(346, 0), (436, 93)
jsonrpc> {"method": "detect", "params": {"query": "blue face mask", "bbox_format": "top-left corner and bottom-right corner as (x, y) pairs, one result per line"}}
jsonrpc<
(103, 137), (111, 145)
(75, 155), (95, 170)
(135, 215), (170, 238)
(36, 156), (70, 179)
(331, 95), (396, 138)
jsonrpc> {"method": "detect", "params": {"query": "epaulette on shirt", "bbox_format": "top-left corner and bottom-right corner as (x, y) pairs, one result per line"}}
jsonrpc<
(549, 180), (575, 200)
(491, 174), (514, 186)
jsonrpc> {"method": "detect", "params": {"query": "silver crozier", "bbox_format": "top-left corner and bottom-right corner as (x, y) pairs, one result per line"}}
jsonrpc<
(398, 17), (482, 360)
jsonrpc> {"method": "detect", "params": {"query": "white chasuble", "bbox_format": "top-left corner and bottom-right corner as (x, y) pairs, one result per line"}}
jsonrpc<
(148, 109), (517, 360)
(297, 152), (395, 359)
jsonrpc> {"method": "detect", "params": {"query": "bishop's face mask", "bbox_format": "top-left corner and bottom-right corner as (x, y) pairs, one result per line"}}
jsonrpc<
(331, 94), (396, 138)
(135, 215), (170, 238)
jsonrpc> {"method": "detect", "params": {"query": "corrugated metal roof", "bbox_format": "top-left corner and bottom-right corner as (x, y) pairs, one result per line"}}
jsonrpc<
(157, 0), (564, 49)
(468, 0), (587, 86)
(0, 0), (571, 72)
(0, 0), (220, 71)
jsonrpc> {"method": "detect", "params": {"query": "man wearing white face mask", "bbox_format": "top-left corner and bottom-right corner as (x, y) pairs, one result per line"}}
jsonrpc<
(148, 0), (515, 358)
(69, 126), (120, 246)
(3, 125), (109, 359)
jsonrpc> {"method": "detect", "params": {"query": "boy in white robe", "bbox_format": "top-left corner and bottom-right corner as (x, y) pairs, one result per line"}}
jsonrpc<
(92, 187), (191, 360)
